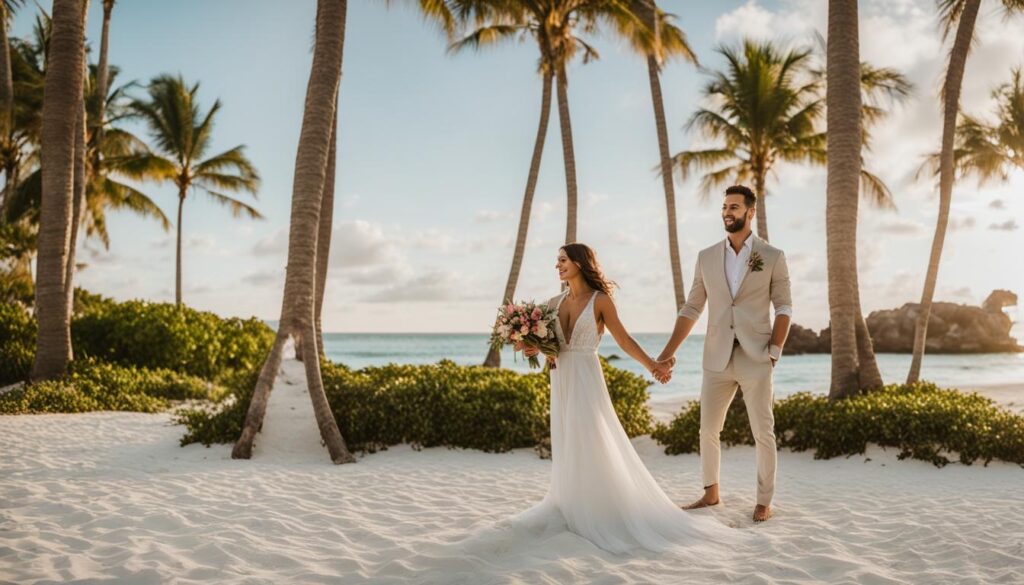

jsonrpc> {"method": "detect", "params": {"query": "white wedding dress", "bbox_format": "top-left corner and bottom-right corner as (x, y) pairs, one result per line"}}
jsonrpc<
(509, 290), (736, 554)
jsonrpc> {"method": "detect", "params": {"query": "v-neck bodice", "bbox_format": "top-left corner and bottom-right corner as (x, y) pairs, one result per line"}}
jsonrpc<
(555, 291), (601, 352)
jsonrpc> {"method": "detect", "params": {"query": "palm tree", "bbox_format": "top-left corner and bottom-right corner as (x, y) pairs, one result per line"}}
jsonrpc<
(826, 0), (877, 398)
(83, 66), (171, 243)
(673, 39), (908, 242)
(94, 0), (114, 152)
(451, 0), (636, 366)
(312, 105), (338, 360)
(31, 0), (87, 381)
(937, 68), (1024, 182)
(127, 74), (261, 306)
(0, 0), (25, 210)
(906, 0), (989, 384)
(234, 0), (355, 465)
(4, 68), (171, 264)
(618, 0), (696, 311)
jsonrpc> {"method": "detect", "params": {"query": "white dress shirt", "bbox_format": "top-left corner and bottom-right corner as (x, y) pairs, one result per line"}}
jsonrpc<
(724, 235), (793, 319)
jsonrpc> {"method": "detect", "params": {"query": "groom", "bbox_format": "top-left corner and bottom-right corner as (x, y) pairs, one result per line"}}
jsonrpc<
(658, 185), (791, 523)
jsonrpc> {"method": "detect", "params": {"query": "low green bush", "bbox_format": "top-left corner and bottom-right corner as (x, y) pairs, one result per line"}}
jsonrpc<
(651, 382), (1024, 467)
(176, 357), (654, 454)
(0, 302), (34, 386)
(72, 297), (274, 379)
(174, 366), (260, 447)
(0, 358), (218, 415)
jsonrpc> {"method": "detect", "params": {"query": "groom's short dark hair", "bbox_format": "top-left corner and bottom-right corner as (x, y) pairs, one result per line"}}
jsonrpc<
(725, 185), (757, 208)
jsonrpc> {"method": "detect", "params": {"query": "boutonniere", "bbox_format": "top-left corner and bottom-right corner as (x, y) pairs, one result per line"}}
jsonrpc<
(748, 251), (764, 272)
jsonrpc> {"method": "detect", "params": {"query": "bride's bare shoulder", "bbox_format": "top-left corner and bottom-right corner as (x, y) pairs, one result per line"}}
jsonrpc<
(545, 291), (567, 307)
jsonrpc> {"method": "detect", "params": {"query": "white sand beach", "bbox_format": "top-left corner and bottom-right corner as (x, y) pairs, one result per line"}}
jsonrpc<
(2, 359), (1023, 585)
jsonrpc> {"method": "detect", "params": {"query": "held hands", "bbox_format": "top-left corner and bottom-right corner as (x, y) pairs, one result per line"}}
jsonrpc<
(650, 356), (676, 384)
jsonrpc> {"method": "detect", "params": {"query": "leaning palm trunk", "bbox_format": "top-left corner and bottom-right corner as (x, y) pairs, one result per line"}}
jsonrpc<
(233, 0), (354, 464)
(93, 0), (114, 166)
(65, 103), (87, 316)
(908, 0), (981, 384)
(855, 302), (883, 390)
(646, 56), (686, 309)
(483, 73), (554, 368)
(313, 104), (338, 360)
(31, 0), (88, 381)
(555, 64), (578, 245)
(826, 0), (864, 399)
(175, 189), (185, 306)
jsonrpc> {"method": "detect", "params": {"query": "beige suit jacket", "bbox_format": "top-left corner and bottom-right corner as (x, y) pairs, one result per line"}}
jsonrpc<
(678, 235), (792, 372)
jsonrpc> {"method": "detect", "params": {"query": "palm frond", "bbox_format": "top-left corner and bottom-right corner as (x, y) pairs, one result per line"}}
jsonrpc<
(201, 189), (264, 219)
(859, 168), (897, 210)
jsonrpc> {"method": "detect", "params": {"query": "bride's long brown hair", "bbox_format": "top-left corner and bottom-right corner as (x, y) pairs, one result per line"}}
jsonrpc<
(561, 243), (617, 297)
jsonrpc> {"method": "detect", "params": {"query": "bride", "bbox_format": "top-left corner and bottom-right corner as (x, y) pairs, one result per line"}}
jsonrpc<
(512, 243), (737, 554)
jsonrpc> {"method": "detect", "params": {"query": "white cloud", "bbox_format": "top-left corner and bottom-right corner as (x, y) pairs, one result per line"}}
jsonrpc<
(989, 219), (1019, 231)
(242, 269), (282, 287)
(714, 0), (823, 45)
(877, 218), (926, 235)
(475, 210), (512, 223)
(364, 271), (486, 303)
(585, 192), (610, 208)
(187, 235), (217, 250)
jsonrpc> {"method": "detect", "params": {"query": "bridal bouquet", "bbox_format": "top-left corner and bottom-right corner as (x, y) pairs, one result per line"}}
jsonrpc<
(489, 300), (560, 369)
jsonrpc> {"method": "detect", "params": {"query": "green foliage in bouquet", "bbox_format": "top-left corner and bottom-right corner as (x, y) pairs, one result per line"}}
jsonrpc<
(651, 382), (1024, 467)
(0, 358), (219, 414)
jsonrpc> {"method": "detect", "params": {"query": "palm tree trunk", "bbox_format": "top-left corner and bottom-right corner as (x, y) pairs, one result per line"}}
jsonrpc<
(0, 5), (13, 140)
(907, 0), (980, 385)
(234, 0), (354, 464)
(646, 56), (686, 310)
(754, 169), (768, 242)
(313, 103), (338, 360)
(31, 0), (88, 381)
(855, 304), (883, 390)
(483, 72), (554, 368)
(65, 102), (87, 319)
(825, 0), (863, 399)
(232, 328), (288, 459)
(175, 190), (184, 306)
(93, 0), (114, 163)
(0, 7), (13, 213)
(555, 63), (578, 245)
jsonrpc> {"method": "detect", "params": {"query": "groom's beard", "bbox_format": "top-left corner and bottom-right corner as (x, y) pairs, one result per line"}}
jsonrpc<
(723, 214), (747, 233)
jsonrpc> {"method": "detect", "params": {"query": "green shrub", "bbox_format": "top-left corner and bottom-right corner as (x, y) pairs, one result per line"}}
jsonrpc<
(651, 382), (1024, 467)
(0, 302), (35, 386)
(72, 298), (274, 379)
(0, 358), (218, 414)
(176, 357), (654, 454)
(174, 367), (260, 447)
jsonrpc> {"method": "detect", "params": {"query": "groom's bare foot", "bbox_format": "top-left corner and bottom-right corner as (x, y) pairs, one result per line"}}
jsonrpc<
(753, 504), (773, 522)
(681, 495), (720, 510)
(681, 484), (720, 510)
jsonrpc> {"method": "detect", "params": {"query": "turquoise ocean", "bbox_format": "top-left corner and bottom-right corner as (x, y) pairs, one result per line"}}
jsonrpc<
(321, 329), (1024, 403)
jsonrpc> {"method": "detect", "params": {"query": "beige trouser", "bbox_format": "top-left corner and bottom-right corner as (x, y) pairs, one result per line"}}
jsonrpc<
(700, 342), (776, 507)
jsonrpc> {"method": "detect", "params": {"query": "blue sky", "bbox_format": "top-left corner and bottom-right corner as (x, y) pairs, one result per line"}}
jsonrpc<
(16, 0), (1024, 333)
